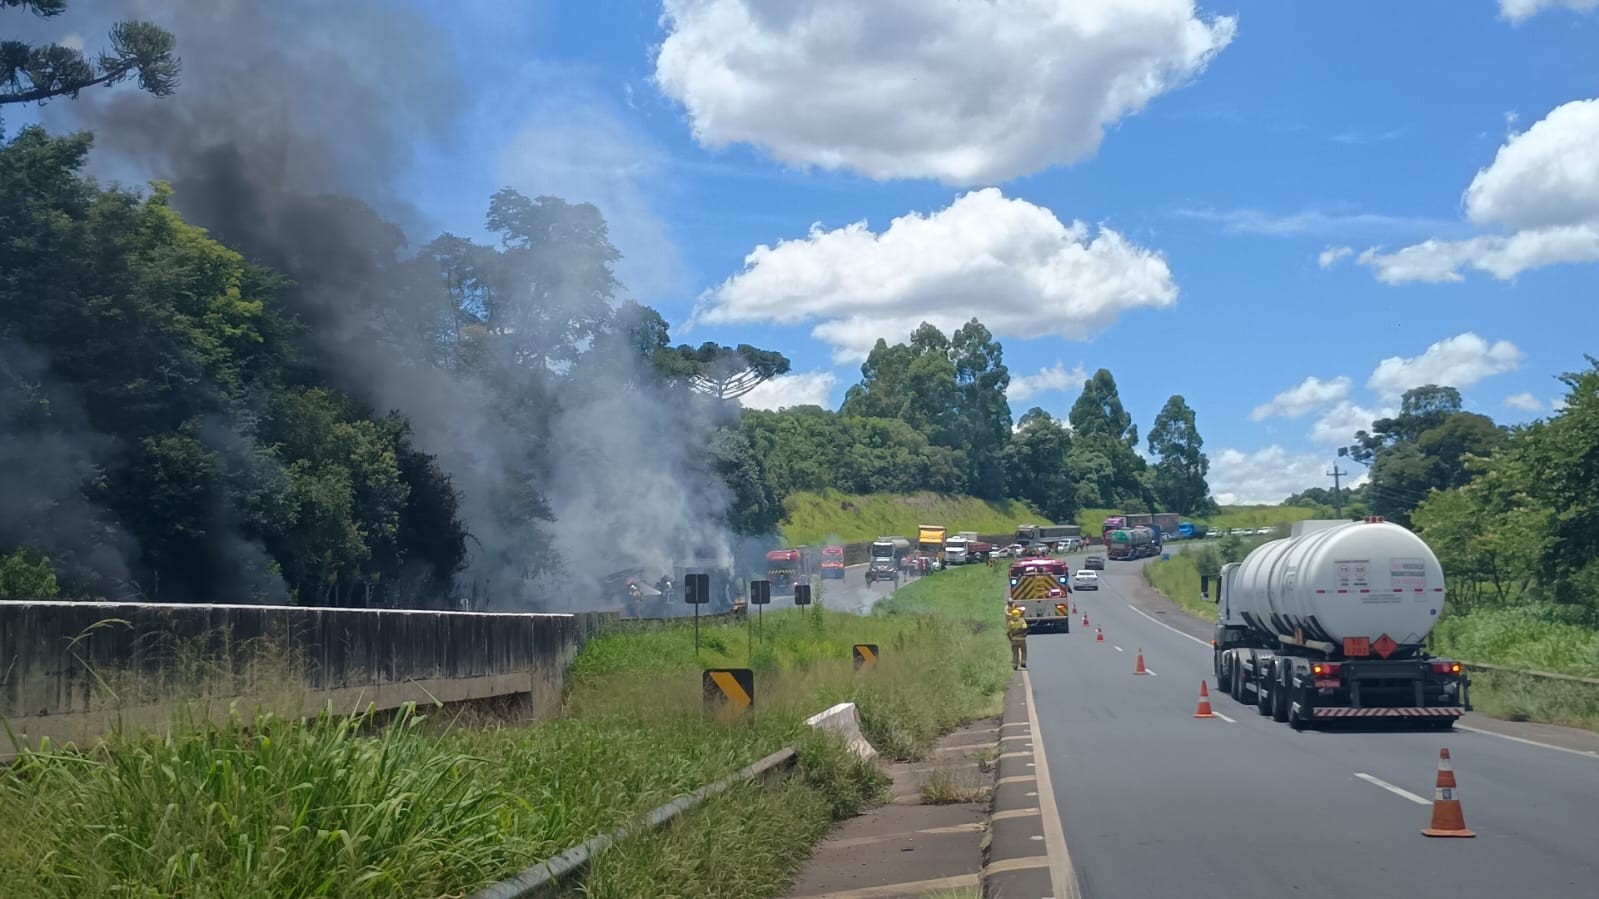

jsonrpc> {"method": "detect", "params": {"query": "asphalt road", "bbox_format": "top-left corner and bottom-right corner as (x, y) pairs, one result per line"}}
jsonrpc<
(1025, 553), (1599, 899)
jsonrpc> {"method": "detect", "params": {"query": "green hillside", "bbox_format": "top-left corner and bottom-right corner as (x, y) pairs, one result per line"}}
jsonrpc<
(1074, 504), (1323, 533)
(781, 491), (1048, 545)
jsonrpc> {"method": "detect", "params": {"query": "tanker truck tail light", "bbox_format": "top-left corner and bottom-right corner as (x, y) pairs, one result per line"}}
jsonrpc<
(1056, 603), (1067, 615)
(1431, 661), (1464, 675)
(1311, 662), (1341, 677)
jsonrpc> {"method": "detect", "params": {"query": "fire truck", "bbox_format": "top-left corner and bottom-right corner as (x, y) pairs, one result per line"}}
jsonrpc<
(820, 544), (846, 579)
(1007, 557), (1072, 633)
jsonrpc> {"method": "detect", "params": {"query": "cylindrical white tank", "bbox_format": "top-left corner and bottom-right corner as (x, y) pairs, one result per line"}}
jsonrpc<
(1230, 520), (1445, 646)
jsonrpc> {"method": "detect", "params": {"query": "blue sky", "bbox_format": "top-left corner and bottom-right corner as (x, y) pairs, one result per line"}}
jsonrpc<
(18, 0), (1599, 503)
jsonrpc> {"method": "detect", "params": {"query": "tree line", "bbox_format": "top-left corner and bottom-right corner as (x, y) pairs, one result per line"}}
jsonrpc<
(0, 1), (1217, 604)
(1273, 374), (1599, 622)
(745, 326), (1216, 525)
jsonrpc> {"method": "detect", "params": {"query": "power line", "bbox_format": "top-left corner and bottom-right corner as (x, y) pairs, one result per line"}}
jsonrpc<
(1327, 463), (1349, 517)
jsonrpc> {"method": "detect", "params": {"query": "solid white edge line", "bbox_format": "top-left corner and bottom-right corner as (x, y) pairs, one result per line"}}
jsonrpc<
(1456, 724), (1599, 759)
(1127, 603), (1212, 647)
(1354, 772), (1431, 805)
(1022, 670), (1079, 899)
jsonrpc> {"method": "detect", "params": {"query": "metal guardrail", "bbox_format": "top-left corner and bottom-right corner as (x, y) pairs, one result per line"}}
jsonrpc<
(468, 746), (799, 899)
(1459, 661), (1599, 686)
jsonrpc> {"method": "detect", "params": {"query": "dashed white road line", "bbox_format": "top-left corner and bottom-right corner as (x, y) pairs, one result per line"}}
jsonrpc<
(1212, 710), (1237, 723)
(1456, 724), (1599, 760)
(1113, 645), (1124, 652)
(1127, 604), (1211, 647)
(1354, 772), (1431, 805)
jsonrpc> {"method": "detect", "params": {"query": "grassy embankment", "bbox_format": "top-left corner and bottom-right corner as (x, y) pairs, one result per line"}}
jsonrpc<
(1074, 504), (1321, 533)
(0, 565), (1011, 899)
(780, 489), (1046, 545)
(1141, 549), (1599, 733)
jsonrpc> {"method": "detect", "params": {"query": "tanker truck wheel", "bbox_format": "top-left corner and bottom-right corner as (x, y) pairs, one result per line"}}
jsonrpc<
(1255, 660), (1273, 717)
(1214, 650), (1229, 691)
(1271, 668), (1291, 723)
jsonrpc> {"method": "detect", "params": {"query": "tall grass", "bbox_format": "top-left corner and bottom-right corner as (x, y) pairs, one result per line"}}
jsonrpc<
(780, 490), (1046, 545)
(0, 564), (1011, 898)
(1430, 605), (1599, 677)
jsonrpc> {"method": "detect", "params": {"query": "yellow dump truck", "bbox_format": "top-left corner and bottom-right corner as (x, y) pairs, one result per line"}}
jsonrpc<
(917, 524), (947, 565)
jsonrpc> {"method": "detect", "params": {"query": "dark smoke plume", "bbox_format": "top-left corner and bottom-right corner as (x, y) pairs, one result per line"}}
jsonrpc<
(35, 0), (753, 607)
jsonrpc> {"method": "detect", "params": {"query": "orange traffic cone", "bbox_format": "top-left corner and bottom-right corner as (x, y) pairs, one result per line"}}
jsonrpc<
(1082, 612), (1089, 626)
(1193, 681), (1215, 718)
(1095, 627), (1104, 643)
(1134, 649), (1148, 675)
(1422, 748), (1476, 838)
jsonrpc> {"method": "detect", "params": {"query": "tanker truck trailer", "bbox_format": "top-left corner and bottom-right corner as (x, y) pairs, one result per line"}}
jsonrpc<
(1201, 517), (1469, 730)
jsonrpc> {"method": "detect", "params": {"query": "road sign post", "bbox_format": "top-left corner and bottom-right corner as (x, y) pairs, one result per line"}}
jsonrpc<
(685, 572), (710, 653)
(794, 583), (812, 606)
(853, 643), (879, 671)
(702, 667), (754, 720)
(750, 578), (771, 637)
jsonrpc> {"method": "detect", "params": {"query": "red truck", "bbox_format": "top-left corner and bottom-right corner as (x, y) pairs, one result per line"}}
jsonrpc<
(820, 545), (846, 579)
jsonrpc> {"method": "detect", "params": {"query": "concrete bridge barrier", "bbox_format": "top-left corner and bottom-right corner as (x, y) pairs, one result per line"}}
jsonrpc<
(0, 601), (611, 757)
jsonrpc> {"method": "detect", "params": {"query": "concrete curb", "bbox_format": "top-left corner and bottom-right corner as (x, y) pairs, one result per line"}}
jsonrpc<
(982, 674), (1056, 898)
(805, 701), (879, 760)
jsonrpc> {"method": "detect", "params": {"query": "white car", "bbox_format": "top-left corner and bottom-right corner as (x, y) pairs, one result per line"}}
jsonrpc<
(1072, 570), (1099, 591)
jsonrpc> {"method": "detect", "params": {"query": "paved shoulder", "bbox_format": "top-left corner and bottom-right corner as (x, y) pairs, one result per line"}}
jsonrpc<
(985, 673), (1071, 899)
(784, 719), (993, 899)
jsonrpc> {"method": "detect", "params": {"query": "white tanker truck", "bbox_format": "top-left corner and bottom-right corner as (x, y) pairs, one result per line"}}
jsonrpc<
(1201, 517), (1469, 730)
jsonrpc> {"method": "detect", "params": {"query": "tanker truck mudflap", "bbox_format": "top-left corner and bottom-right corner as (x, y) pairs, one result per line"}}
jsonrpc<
(1202, 517), (1469, 730)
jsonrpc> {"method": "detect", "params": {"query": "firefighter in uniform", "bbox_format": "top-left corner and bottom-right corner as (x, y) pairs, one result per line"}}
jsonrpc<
(1007, 606), (1029, 670)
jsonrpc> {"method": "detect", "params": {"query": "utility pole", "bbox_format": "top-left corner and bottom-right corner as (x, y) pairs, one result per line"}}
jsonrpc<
(1327, 463), (1348, 518)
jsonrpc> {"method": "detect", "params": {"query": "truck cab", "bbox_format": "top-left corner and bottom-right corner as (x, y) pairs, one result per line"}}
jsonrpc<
(820, 544), (846, 579)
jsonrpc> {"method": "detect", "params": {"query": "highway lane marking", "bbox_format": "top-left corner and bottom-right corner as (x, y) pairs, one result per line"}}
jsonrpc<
(1021, 669), (1080, 899)
(1457, 724), (1599, 760)
(1354, 772), (1431, 806)
(1211, 710), (1237, 723)
(1127, 604), (1211, 647)
(1114, 645), (1124, 652)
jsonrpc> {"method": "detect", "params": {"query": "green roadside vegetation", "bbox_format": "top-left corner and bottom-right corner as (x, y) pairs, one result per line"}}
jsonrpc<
(0, 565), (1011, 898)
(780, 489), (1046, 545)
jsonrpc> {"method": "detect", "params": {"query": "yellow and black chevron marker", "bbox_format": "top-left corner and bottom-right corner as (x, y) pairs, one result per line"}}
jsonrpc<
(853, 643), (879, 671)
(703, 667), (754, 717)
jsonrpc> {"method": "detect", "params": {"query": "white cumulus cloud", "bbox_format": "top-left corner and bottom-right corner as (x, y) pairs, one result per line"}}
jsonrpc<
(1367, 333), (1523, 399)
(1209, 447), (1332, 506)
(1500, 0), (1599, 23)
(1250, 376), (1351, 421)
(1504, 392), (1544, 411)
(1552, 396), (1569, 412)
(1318, 246), (1353, 267)
(1360, 98), (1599, 282)
(1009, 362), (1089, 404)
(1310, 401), (1389, 446)
(695, 188), (1179, 362)
(653, 0), (1236, 184)
(738, 370), (839, 411)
